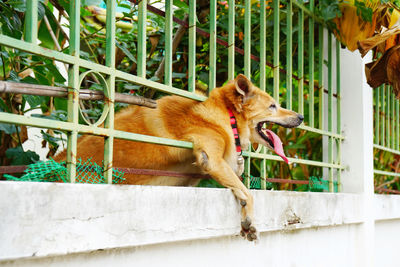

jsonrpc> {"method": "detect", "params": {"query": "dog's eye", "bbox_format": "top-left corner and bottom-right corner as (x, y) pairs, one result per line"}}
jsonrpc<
(269, 104), (276, 109)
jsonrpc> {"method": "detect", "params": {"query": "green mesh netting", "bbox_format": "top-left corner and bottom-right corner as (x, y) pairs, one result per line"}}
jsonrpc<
(4, 158), (125, 184)
(242, 174), (338, 192)
(309, 176), (338, 192)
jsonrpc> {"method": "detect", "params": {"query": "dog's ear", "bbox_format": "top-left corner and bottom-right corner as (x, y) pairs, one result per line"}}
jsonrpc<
(234, 74), (253, 99)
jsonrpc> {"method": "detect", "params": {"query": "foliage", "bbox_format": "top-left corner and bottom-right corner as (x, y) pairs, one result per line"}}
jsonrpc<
(374, 150), (400, 192)
(0, 0), (397, 192)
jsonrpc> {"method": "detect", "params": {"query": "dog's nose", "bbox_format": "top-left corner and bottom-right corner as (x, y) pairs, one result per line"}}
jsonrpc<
(298, 114), (304, 121)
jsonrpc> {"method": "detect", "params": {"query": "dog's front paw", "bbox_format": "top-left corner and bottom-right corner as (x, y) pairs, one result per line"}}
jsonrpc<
(240, 216), (258, 241)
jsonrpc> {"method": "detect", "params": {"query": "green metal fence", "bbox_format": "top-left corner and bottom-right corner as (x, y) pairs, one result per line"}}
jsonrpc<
(0, 0), (343, 191)
(374, 85), (400, 192)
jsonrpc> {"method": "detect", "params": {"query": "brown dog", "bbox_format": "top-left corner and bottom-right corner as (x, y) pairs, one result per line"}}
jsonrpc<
(56, 74), (303, 241)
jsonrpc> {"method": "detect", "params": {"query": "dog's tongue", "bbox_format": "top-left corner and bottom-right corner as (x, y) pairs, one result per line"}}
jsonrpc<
(265, 129), (290, 164)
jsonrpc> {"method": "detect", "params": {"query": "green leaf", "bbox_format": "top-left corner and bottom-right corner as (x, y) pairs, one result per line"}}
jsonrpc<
(37, 4), (62, 49)
(23, 95), (45, 108)
(89, 84), (103, 92)
(7, 0), (26, 12)
(0, 9), (23, 38)
(0, 123), (17, 134)
(54, 98), (68, 112)
(318, 0), (341, 21)
(45, 63), (66, 83)
(173, 0), (189, 12)
(0, 98), (10, 112)
(38, 1), (46, 20)
(355, 0), (373, 22)
(40, 130), (64, 148)
(116, 41), (137, 63)
(285, 143), (306, 150)
(6, 147), (40, 165)
(8, 70), (21, 82)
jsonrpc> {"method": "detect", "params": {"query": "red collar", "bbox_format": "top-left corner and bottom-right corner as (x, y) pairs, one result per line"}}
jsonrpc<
(227, 108), (242, 155)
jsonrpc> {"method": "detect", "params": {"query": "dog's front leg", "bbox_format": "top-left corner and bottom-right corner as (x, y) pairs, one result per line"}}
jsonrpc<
(190, 135), (257, 241)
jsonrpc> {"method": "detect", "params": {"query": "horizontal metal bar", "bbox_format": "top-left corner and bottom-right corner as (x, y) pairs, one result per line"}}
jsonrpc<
(117, 167), (209, 179)
(243, 151), (344, 169)
(115, 70), (206, 101)
(113, 128), (192, 148)
(298, 124), (345, 139)
(265, 178), (309, 185)
(373, 144), (400, 156)
(0, 81), (157, 108)
(0, 165), (26, 173)
(0, 112), (193, 149)
(0, 34), (77, 63)
(374, 169), (400, 177)
(0, 35), (206, 102)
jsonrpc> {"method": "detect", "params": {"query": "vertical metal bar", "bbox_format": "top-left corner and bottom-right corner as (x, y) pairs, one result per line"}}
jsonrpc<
(336, 39), (341, 136)
(391, 90), (395, 149)
(66, 0), (81, 183)
(328, 33), (333, 192)
(381, 85), (385, 146)
(396, 99), (399, 151)
(308, 0), (315, 127)
(165, 0), (173, 86)
(386, 86), (390, 148)
(243, 0), (251, 185)
(273, 0), (280, 101)
(188, 0), (196, 92)
(286, 0), (292, 110)
(105, 2), (116, 77)
(298, 7), (304, 114)
(336, 39), (341, 192)
(260, 0), (266, 190)
(260, 0), (266, 92)
(137, 0), (147, 78)
(228, 0), (235, 80)
(244, 0), (251, 78)
(375, 86), (380, 144)
(209, 0), (217, 92)
(103, 0), (116, 184)
(318, 26), (324, 130)
(244, 157), (251, 189)
(260, 160), (266, 190)
(259, 0), (267, 186)
(25, 0), (38, 43)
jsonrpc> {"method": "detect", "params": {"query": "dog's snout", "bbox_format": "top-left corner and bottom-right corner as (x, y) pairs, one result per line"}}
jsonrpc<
(298, 114), (304, 121)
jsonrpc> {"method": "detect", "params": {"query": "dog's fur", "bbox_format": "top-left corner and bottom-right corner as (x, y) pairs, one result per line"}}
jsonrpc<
(56, 74), (303, 240)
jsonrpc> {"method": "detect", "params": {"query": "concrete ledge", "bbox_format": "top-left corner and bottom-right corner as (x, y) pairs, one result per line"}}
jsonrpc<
(0, 181), (363, 261)
(374, 194), (400, 221)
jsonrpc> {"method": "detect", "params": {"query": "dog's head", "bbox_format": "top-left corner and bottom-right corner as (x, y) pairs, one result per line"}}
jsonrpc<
(230, 74), (304, 163)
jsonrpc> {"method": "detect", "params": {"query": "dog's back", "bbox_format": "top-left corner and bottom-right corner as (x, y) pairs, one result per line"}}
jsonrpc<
(55, 95), (215, 185)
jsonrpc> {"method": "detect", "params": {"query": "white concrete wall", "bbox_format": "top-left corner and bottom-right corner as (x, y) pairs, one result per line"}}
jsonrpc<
(0, 182), (400, 267)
